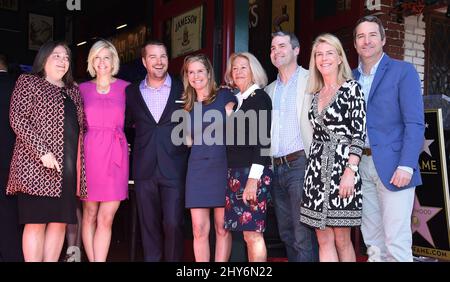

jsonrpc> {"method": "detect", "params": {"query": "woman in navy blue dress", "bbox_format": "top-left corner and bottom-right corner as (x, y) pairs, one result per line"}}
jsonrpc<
(223, 52), (272, 262)
(182, 54), (235, 262)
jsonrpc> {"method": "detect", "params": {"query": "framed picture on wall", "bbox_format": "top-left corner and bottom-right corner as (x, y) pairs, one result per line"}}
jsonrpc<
(170, 6), (203, 58)
(272, 0), (295, 32)
(0, 0), (19, 11)
(28, 13), (53, 51)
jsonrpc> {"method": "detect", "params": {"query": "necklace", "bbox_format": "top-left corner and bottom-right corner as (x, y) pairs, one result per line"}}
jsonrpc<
(96, 82), (110, 94)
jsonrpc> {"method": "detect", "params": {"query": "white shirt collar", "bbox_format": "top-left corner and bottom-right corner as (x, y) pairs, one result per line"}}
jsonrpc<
(358, 53), (385, 76)
(236, 84), (259, 100)
(235, 84), (259, 111)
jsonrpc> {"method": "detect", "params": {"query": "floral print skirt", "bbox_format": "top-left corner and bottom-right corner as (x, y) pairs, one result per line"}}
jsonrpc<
(224, 166), (272, 232)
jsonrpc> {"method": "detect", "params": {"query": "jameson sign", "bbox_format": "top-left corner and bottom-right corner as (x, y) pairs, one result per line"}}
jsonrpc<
(412, 109), (450, 260)
(171, 6), (203, 58)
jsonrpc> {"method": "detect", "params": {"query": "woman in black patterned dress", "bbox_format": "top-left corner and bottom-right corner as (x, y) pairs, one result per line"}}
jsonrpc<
(300, 34), (366, 262)
(7, 41), (86, 261)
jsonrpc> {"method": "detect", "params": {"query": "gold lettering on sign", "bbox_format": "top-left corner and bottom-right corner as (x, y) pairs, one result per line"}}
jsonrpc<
(420, 160), (437, 172)
(111, 25), (147, 64)
(171, 6), (203, 58)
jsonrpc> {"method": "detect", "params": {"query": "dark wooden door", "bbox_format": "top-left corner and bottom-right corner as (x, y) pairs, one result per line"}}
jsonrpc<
(298, 0), (363, 68)
(425, 11), (450, 96)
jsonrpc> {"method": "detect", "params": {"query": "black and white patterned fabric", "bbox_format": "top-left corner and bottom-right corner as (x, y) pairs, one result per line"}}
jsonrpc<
(300, 79), (366, 229)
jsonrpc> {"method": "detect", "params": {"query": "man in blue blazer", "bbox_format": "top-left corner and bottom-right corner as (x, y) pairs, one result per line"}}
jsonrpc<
(353, 16), (425, 262)
(126, 41), (189, 261)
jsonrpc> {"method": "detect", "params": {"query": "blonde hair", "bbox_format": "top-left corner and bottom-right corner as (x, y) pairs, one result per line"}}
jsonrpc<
(181, 54), (217, 112)
(86, 39), (120, 77)
(224, 52), (268, 89)
(307, 33), (353, 94)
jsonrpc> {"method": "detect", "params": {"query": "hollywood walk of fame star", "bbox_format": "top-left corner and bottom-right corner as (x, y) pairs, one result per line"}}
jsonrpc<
(422, 139), (434, 157)
(412, 195), (442, 247)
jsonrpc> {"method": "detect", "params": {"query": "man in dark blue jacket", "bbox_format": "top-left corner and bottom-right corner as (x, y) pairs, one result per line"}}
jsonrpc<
(125, 41), (189, 261)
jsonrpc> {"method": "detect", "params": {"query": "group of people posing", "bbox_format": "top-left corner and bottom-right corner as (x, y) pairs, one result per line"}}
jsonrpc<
(1, 15), (424, 262)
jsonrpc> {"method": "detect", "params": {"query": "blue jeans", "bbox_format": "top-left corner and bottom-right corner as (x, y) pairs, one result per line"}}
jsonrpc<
(272, 155), (319, 262)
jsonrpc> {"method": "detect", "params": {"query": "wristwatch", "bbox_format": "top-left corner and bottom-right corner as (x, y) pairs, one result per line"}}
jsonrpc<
(346, 163), (358, 173)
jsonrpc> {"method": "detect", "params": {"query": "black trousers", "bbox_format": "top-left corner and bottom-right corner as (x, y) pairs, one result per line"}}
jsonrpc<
(134, 167), (185, 262)
(0, 172), (23, 262)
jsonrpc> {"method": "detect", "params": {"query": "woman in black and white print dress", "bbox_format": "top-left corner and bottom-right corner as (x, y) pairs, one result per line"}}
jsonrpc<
(300, 34), (366, 262)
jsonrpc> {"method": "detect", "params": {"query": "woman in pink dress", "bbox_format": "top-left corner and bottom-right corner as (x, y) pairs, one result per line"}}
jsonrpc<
(79, 39), (129, 261)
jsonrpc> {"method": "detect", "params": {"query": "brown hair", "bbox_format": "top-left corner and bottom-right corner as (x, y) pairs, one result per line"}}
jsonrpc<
(181, 54), (217, 112)
(141, 40), (168, 58)
(0, 54), (7, 70)
(271, 31), (300, 49)
(31, 41), (74, 88)
(353, 15), (386, 41)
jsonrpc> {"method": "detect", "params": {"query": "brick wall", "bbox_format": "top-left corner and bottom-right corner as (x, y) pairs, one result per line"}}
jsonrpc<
(403, 14), (426, 90)
(364, 0), (425, 91)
